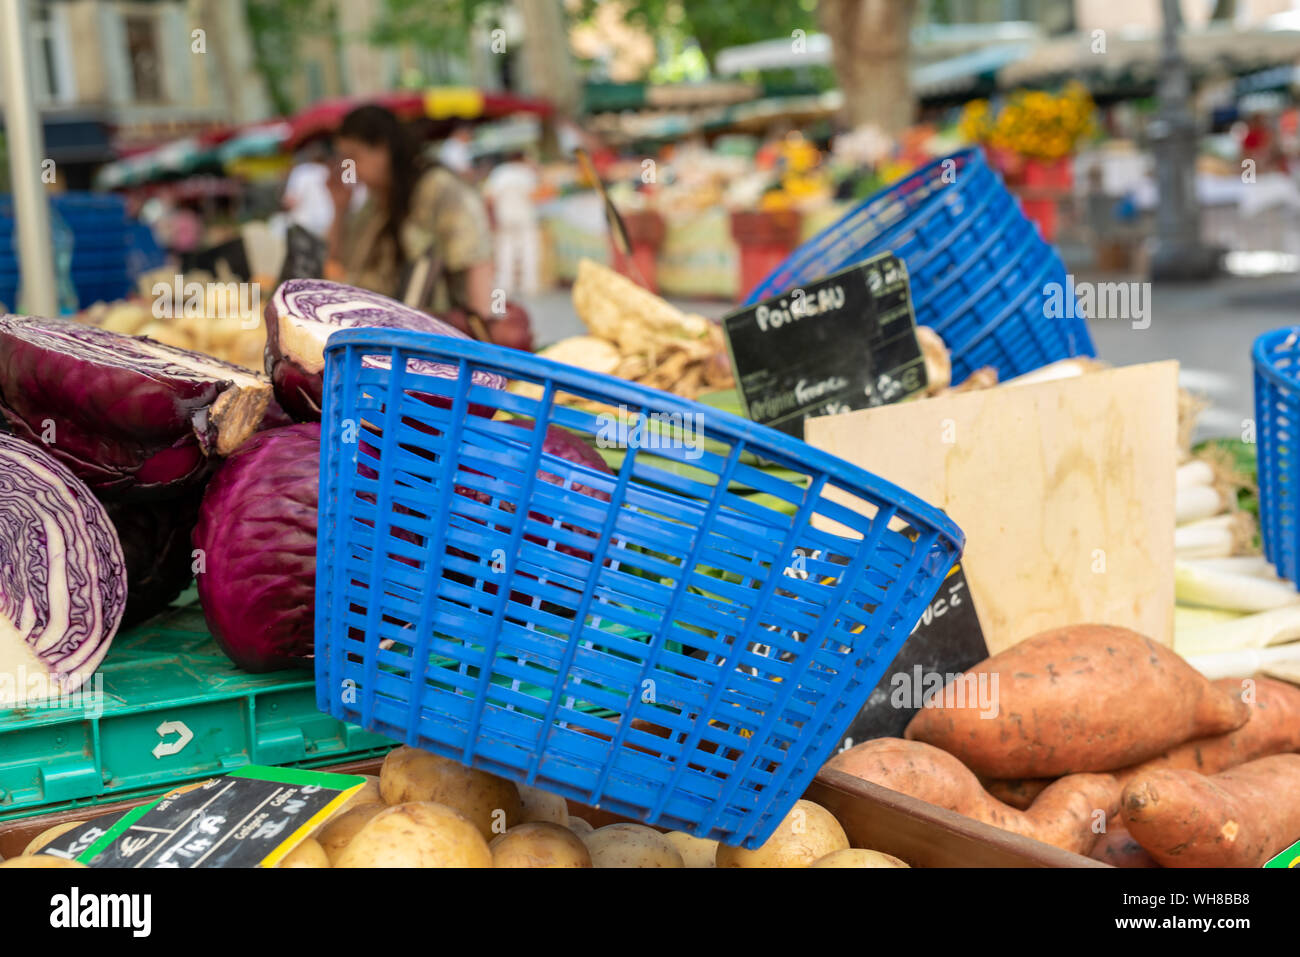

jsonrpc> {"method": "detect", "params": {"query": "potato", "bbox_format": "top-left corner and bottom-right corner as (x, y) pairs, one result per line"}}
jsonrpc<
(278, 838), (330, 868)
(23, 821), (85, 857)
(335, 802), (492, 868)
(0, 855), (87, 868)
(137, 321), (193, 351)
(567, 817), (594, 836)
(316, 803), (387, 865)
(584, 823), (684, 868)
(663, 831), (718, 868)
(517, 783), (569, 826)
(341, 774), (382, 811)
(491, 823), (592, 868)
(715, 800), (848, 868)
(379, 746), (522, 841)
(810, 848), (909, 868)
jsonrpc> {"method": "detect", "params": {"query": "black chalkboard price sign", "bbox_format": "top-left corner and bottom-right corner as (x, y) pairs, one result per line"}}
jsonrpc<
(277, 224), (328, 285)
(722, 253), (927, 437)
(55, 766), (366, 868)
(835, 562), (989, 749)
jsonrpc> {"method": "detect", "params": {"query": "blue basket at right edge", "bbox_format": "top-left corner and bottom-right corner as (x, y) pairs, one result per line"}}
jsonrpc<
(1254, 328), (1300, 583)
(744, 148), (1095, 384)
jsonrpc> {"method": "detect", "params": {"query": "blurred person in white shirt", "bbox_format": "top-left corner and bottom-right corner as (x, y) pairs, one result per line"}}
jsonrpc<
(438, 126), (475, 176)
(282, 142), (336, 239)
(483, 151), (541, 297)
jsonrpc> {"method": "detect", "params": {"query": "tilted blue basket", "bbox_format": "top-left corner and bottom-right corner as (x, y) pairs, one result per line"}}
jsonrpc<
(744, 148), (1094, 384)
(1254, 328), (1300, 584)
(314, 328), (964, 847)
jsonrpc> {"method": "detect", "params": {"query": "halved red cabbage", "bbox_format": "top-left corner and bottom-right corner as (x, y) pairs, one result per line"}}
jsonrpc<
(192, 423), (320, 672)
(0, 433), (126, 705)
(0, 315), (273, 499)
(264, 279), (506, 421)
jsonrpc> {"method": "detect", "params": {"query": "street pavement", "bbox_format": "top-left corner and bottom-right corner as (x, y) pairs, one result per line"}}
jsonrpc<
(517, 270), (1299, 443)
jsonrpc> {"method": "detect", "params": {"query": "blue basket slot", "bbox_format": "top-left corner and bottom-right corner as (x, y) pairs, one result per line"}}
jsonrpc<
(1254, 328), (1300, 584)
(314, 327), (963, 847)
(743, 148), (1095, 384)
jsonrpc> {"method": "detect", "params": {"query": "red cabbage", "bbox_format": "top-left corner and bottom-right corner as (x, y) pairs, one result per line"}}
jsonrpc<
(192, 423), (320, 672)
(104, 492), (203, 628)
(500, 419), (612, 561)
(0, 315), (273, 499)
(264, 279), (506, 421)
(0, 432), (126, 704)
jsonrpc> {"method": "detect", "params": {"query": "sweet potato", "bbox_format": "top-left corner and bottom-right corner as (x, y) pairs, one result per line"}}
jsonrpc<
(1116, 676), (1300, 780)
(983, 777), (1053, 811)
(987, 676), (1300, 809)
(1089, 825), (1159, 868)
(1121, 753), (1300, 868)
(825, 738), (1118, 855)
(904, 624), (1249, 777)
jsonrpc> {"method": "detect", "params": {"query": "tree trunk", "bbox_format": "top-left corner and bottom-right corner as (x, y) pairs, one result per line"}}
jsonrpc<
(517, 0), (580, 117)
(818, 0), (917, 135)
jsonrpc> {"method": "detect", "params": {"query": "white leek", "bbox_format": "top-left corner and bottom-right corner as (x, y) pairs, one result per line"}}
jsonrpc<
(1176, 484), (1224, 524)
(1174, 604), (1300, 657)
(1183, 643), (1300, 681)
(1176, 460), (1215, 489)
(1175, 560), (1300, 612)
(1175, 521), (1234, 559)
(1179, 556), (1277, 579)
(1174, 604), (1244, 635)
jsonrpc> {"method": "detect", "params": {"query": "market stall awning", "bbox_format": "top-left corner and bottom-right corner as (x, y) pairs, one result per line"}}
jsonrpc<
(913, 43), (1033, 97)
(216, 122), (292, 164)
(286, 88), (553, 149)
(999, 23), (1300, 88)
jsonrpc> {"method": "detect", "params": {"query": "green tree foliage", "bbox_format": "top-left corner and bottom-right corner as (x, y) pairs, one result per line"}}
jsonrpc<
(244, 0), (336, 114)
(367, 0), (505, 52)
(575, 0), (819, 67)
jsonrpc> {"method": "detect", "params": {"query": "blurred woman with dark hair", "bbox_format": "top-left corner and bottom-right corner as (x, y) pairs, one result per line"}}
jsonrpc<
(325, 104), (495, 323)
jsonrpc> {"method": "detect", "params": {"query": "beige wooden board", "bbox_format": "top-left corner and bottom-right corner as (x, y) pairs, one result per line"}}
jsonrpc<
(805, 361), (1178, 653)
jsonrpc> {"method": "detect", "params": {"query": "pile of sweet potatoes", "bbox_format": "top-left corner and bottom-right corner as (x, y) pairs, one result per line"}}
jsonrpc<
(821, 623), (1300, 867)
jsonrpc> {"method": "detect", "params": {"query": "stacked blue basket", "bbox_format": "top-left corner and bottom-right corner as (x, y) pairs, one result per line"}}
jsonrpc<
(315, 328), (964, 847)
(0, 192), (148, 310)
(1253, 328), (1300, 584)
(744, 148), (1095, 384)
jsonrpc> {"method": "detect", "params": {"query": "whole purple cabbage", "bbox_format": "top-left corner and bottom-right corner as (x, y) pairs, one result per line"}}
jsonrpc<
(192, 423), (320, 671)
(264, 279), (506, 421)
(0, 315), (273, 499)
(0, 432), (126, 704)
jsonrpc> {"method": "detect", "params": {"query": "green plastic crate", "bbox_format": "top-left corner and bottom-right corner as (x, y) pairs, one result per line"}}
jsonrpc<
(0, 594), (395, 822)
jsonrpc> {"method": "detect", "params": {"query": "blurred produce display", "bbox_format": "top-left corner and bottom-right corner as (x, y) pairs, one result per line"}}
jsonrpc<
(960, 83), (1097, 160)
(74, 268), (269, 371)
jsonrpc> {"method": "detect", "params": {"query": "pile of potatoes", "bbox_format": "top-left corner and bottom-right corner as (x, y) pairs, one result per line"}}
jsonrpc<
(280, 746), (912, 869)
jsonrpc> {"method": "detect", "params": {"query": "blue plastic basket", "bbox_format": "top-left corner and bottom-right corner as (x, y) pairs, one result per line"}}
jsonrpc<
(1254, 328), (1300, 583)
(744, 148), (1095, 384)
(314, 328), (965, 847)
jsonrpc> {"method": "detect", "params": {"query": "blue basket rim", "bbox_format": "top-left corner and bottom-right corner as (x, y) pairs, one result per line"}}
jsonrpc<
(1253, 327), (1300, 392)
(323, 325), (966, 554)
(742, 147), (986, 306)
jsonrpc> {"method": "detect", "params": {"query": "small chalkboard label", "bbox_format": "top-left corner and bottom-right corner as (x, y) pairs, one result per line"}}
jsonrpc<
(722, 253), (927, 438)
(278, 224), (328, 284)
(50, 766), (365, 868)
(835, 563), (989, 749)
